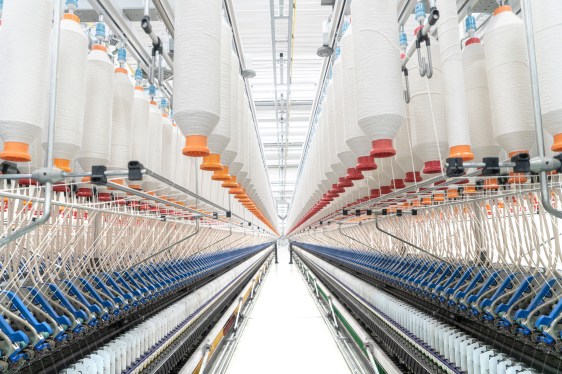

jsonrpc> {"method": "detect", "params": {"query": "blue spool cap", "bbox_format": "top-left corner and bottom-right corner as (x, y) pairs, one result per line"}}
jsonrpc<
(95, 22), (106, 40)
(415, 1), (426, 22)
(334, 45), (341, 59)
(160, 98), (169, 110)
(0, 0), (4, 10)
(341, 19), (350, 34)
(135, 67), (143, 83)
(399, 31), (408, 48)
(149, 85), (156, 97)
(465, 14), (477, 33)
(66, 0), (78, 9)
(117, 47), (127, 64)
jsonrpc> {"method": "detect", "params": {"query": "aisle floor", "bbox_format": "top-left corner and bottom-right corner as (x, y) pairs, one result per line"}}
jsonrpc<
(225, 246), (351, 374)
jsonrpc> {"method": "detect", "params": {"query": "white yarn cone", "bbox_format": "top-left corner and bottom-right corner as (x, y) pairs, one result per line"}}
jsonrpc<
(462, 38), (501, 162)
(351, 0), (405, 158)
(485, 6), (535, 157)
(48, 14), (88, 172)
(78, 46), (114, 172)
(203, 19), (233, 171)
(174, 0), (222, 157)
(531, 0), (562, 151)
(108, 70), (134, 171)
(142, 102), (163, 193)
(0, 0), (52, 162)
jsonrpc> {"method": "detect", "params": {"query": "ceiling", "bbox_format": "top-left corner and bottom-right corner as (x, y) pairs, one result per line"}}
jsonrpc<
(231, 0), (332, 221)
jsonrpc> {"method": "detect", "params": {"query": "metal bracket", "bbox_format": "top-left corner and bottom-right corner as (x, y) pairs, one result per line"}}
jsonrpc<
(91, 165), (108, 186)
(127, 161), (144, 181)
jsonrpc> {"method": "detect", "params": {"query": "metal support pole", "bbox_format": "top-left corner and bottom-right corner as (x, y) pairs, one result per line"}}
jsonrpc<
(289, 242), (293, 264)
(328, 296), (338, 329)
(522, 0), (562, 219)
(274, 241), (278, 263)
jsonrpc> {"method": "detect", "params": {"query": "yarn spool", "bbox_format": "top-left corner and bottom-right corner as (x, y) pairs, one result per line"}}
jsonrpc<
(202, 20), (233, 171)
(351, 0), (405, 158)
(131, 87), (150, 176)
(409, 31), (448, 174)
(462, 36), (501, 162)
(174, 0), (222, 157)
(341, 24), (375, 170)
(216, 52), (241, 181)
(142, 101), (163, 193)
(394, 106), (423, 183)
(228, 81), (247, 179)
(0, 0), (52, 162)
(437, 0), (473, 161)
(157, 112), (177, 198)
(326, 82), (345, 179)
(48, 13), (88, 172)
(485, 6), (535, 159)
(78, 44), (114, 173)
(333, 55), (356, 170)
(531, 0), (562, 151)
(108, 69), (134, 172)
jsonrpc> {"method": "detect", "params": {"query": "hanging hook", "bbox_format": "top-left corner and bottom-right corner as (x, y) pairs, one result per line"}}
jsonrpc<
(402, 66), (411, 103)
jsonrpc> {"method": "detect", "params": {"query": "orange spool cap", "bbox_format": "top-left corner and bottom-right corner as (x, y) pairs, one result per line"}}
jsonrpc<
(183, 135), (210, 157)
(222, 176), (238, 189)
(63, 13), (80, 23)
(484, 178), (499, 190)
(200, 153), (223, 171)
(0, 142), (31, 162)
(493, 5), (512, 16)
(54, 158), (72, 172)
(449, 145), (474, 161)
(552, 134), (562, 152)
(212, 166), (231, 181)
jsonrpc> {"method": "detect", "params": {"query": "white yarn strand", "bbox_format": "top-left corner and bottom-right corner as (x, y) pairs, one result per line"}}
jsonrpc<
(131, 89), (150, 163)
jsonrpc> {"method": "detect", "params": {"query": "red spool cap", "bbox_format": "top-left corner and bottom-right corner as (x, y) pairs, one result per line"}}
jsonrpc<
(76, 188), (93, 198)
(338, 177), (353, 188)
(404, 171), (422, 183)
(465, 37), (481, 46)
(370, 139), (396, 158)
(370, 189), (381, 199)
(98, 192), (111, 202)
(423, 160), (442, 174)
(356, 156), (377, 171)
(380, 186), (393, 195)
(392, 179), (406, 189)
(346, 168), (364, 181)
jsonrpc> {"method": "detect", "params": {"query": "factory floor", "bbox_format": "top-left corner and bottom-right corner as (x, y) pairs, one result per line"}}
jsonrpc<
(224, 246), (351, 374)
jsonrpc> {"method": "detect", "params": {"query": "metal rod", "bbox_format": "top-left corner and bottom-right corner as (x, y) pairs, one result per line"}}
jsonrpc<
(374, 214), (453, 265)
(522, 0), (562, 219)
(0, 0), (64, 247)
